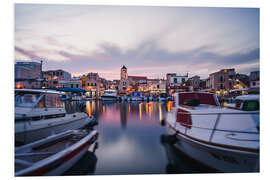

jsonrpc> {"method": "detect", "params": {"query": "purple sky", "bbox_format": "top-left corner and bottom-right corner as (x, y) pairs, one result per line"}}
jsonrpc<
(15, 4), (259, 80)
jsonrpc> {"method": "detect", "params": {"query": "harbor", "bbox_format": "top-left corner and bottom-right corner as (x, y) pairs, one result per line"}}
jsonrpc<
(13, 4), (260, 176)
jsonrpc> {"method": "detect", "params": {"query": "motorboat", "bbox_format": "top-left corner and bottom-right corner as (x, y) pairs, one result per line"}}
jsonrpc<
(15, 129), (98, 176)
(15, 89), (96, 145)
(159, 93), (169, 101)
(131, 91), (142, 101)
(163, 92), (259, 173)
(101, 89), (118, 101)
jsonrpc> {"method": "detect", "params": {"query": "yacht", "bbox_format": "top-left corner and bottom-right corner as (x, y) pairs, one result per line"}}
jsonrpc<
(101, 89), (118, 101)
(15, 89), (95, 145)
(163, 92), (259, 172)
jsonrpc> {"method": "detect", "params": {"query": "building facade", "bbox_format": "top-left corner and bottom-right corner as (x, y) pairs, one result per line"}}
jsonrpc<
(15, 61), (43, 89)
(189, 76), (201, 91)
(249, 71), (260, 88)
(43, 69), (71, 88)
(209, 69), (235, 91)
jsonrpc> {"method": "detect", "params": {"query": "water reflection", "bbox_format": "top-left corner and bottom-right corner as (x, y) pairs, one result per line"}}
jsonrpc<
(160, 134), (218, 174)
(64, 143), (98, 175)
(63, 101), (189, 175)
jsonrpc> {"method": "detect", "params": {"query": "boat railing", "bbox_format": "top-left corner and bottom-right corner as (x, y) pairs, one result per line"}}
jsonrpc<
(174, 111), (259, 142)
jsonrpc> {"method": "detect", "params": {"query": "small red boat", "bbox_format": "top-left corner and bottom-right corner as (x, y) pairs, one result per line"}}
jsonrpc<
(15, 129), (98, 176)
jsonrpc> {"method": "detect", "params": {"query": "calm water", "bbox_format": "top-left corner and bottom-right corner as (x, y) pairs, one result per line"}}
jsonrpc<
(64, 101), (214, 175)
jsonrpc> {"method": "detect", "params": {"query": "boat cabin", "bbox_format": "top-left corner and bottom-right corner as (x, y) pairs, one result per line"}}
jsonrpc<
(15, 89), (66, 121)
(234, 95), (259, 111)
(15, 89), (64, 109)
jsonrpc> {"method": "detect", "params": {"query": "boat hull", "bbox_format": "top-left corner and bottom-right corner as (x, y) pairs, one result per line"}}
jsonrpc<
(131, 97), (142, 101)
(167, 126), (259, 173)
(101, 96), (118, 101)
(15, 113), (92, 145)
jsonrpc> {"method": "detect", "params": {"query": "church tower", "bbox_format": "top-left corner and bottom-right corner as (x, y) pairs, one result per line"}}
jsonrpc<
(120, 65), (128, 92)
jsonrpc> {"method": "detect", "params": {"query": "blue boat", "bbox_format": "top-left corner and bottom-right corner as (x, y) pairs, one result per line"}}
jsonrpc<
(131, 91), (142, 101)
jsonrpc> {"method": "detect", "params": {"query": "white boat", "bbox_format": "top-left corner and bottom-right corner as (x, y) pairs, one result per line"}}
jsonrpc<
(131, 91), (143, 101)
(71, 95), (84, 101)
(159, 93), (169, 101)
(101, 89), (118, 101)
(15, 129), (98, 176)
(15, 89), (95, 145)
(164, 92), (259, 172)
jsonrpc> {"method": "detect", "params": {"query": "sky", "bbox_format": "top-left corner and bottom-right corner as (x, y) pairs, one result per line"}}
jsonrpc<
(14, 4), (260, 80)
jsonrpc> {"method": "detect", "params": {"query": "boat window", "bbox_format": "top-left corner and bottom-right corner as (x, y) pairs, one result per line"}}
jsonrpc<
(45, 94), (63, 108)
(242, 101), (259, 111)
(37, 96), (45, 108)
(15, 94), (41, 107)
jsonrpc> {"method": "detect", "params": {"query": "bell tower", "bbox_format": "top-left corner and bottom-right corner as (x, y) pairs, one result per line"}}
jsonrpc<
(120, 65), (128, 92)
(121, 65), (127, 80)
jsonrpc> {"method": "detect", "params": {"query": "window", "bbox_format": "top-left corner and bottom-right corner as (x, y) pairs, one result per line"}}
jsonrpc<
(219, 75), (224, 83)
(94, 83), (97, 86)
(71, 84), (73, 88)
(242, 101), (259, 111)
(182, 78), (185, 83)
(174, 78), (177, 83)
(253, 82), (256, 86)
(76, 84), (79, 88)
(37, 96), (45, 108)
(45, 94), (63, 108)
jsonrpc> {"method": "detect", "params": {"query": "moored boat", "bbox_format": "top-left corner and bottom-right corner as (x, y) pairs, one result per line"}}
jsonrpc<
(101, 89), (118, 101)
(159, 93), (169, 101)
(131, 91), (142, 101)
(15, 129), (98, 176)
(163, 92), (259, 172)
(15, 89), (96, 145)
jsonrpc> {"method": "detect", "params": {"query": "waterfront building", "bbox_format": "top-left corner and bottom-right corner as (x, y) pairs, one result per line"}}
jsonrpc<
(209, 69), (235, 93)
(166, 73), (189, 94)
(189, 75), (201, 91)
(249, 71), (260, 88)
(166, 73), (189, 85)
(147, 78), (167, 94)
(15, 61), (44, 89)
(233, 73), (250, 89)
(43, 69), (71, 88)
(81, 73), (102, 97)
